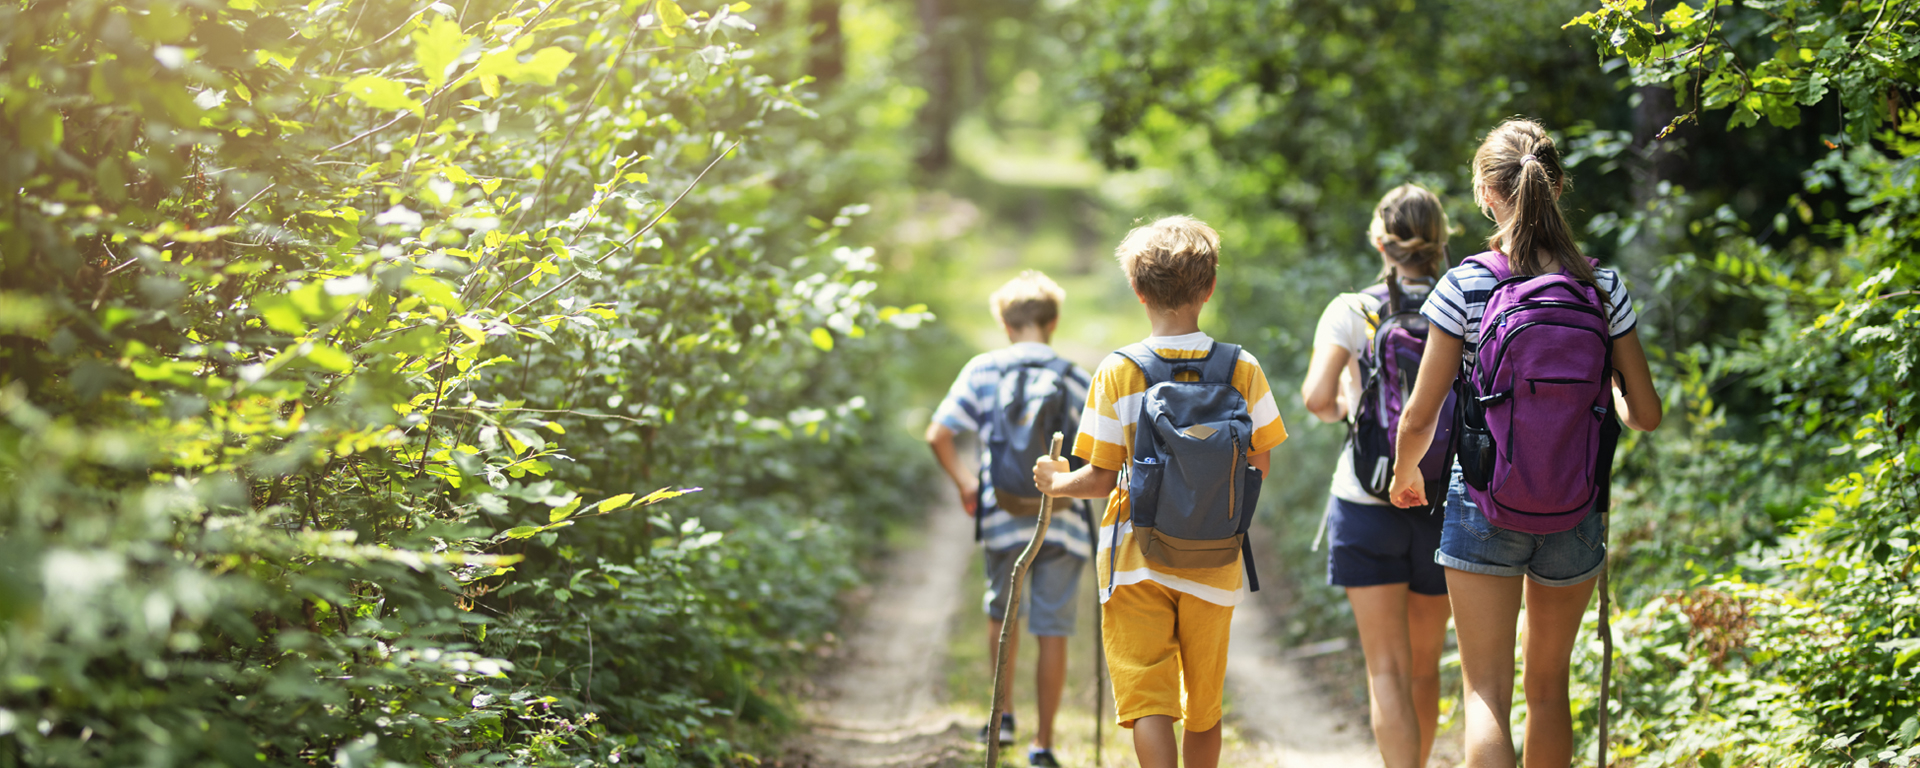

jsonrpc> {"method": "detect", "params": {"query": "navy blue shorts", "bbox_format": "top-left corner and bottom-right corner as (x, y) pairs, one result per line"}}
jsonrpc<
(1325, 495), (1448, 596)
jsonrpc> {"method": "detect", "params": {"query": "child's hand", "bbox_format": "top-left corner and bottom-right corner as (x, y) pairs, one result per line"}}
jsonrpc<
(1032, 457), (1069, 497)
(956, 476), (979, 517)
(1389, 463), (1427, 509)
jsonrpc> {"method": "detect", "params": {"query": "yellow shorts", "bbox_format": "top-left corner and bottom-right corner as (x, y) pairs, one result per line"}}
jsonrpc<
(1101, 581), (1234, 732)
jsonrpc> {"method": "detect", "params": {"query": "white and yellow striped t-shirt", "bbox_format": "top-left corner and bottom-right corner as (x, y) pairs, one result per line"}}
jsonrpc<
(1072, 333), (1288, 607)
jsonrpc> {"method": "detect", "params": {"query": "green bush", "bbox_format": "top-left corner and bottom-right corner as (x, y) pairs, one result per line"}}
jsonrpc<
(0, 0), (926, 764)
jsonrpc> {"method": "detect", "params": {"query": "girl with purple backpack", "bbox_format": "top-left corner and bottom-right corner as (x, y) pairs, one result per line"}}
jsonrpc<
(1301, 184), (1455, 768)
(1389, 118), (1663, 767)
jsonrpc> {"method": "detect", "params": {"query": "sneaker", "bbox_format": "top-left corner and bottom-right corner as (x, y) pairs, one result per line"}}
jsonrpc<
(975, 712), (1016, 745)
(1027, 747), (1062, 767)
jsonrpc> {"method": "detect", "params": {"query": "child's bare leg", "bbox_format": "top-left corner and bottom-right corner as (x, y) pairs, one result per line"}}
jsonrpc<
(1181, 722), (1222, 768)
(1131, 715), (1178, 768)
(1409, 592), (1454, 767)
(1348, 584), (1419, 767)
(1446, 568), (1523, 768)
(1034, 635), (1066, 749)
(1520, 577), (1596, 768)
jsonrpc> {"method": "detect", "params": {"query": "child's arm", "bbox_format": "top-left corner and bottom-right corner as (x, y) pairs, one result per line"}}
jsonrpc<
(924, 422), (979, 515)
(1300, 343), (1353, 423)
(1250, 448), (1271, 477)
(1031, 458), (1118, 500)
(1388, 330), (1464, 508)
(1609, 329), (1663, 432)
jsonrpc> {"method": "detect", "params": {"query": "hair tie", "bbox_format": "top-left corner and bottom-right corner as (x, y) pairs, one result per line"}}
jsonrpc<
(1521, 153), (1538, 165)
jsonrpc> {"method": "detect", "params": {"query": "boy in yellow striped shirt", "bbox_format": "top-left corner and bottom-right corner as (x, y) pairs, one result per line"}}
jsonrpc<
(1033, 215), (1286, 768)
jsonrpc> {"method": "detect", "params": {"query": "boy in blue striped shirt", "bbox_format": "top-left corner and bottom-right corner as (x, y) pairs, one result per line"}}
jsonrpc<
(926, 270), (1093, 768)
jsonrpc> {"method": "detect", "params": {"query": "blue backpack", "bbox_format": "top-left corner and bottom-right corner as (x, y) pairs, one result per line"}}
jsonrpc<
(1114, 342), (1264, 591)
(982, 354), (1084, 536)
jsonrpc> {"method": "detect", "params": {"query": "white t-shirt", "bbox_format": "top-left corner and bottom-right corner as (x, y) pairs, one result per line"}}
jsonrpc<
(1312, 291), (1391, 506)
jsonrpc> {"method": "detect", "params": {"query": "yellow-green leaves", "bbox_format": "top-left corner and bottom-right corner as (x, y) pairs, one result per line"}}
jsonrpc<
(657, 0), (689, 37)
(548, 497), (583, 522)
(810, 327), (834, 351)
(403, 276), (465, 312)
(415, 17), (471, 91)
(341, 74), (423, 116)
(596, 493), (635, 513)
(469, 36), (579, 96)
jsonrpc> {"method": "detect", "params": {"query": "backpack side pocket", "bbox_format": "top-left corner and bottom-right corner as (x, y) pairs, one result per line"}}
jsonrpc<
(1238, 463), (1263, 532)
(1128, 456), (1163, 530)
(1457, 394), (1496, 490)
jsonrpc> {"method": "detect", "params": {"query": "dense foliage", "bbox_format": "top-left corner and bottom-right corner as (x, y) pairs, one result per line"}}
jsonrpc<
(0, 0), (926, 765)
(1562, 1), (1920, 764)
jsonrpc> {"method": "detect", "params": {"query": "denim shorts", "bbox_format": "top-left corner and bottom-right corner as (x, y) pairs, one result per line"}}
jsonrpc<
(1434, 468), (1606, 587)
(984, 543), (1084, 636)
(1325, 495), (1447, 595)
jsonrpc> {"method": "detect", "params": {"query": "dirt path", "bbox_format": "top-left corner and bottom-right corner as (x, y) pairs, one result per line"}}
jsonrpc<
(784, 504), (978, 768)
(787, 504), (1380, 768)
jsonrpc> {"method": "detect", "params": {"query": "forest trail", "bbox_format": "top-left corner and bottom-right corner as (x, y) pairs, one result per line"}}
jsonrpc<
(784, 504), (1379, 768)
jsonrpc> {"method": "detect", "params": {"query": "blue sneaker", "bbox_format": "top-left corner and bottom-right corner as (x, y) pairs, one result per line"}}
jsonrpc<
(975, 712), (1015, 745)
(1027, 747), (1062, 767)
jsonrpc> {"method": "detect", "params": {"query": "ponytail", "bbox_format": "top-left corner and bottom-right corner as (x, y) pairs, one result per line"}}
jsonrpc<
(1473, 119), (1607, 306)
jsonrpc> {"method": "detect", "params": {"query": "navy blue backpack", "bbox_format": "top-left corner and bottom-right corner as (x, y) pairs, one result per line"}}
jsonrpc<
(1114, 342), (1264, 591)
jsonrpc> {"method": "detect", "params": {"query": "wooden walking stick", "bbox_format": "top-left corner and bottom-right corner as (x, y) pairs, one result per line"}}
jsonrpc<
(986, 433), (1064, 768)
(1598, 561), (1612, 768)
(1596, 405), (1622, 768)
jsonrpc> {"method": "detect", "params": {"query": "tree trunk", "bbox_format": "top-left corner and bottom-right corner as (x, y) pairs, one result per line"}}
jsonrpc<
(915, 0), (954, 173)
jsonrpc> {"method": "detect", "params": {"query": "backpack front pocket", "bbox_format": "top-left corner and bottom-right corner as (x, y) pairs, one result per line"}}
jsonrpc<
(1491, 379), (1598, 515)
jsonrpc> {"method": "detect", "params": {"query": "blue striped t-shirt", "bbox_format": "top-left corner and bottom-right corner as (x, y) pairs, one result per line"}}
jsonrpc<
(1421, 257), (1638, 381)
(932, 342), (1094, 557)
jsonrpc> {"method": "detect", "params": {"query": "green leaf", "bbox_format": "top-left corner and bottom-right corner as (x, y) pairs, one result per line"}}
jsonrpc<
(596, 493), (635, 513)
(513, 47), (576, 85)
(657, 0), (688, 36)
(253, 296), (307, 334)
(404, 276), (465, 311)
(415, 17), (470, 92)
(548, 497), (582, 522)
(341, 74), (424, 116)
(503, 526), (542, 539)
(474, 46), (578, 87)
(810, 327), (834, 351)
(299, 342), (354, 372)
(19, 108), (64, 152)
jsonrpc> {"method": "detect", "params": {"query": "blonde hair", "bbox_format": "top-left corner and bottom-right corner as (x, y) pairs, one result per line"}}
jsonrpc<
(1472, 118), (1598, 289)
(990, 270), (1066, 330)
(1369, 184), (1452, 309)
(1114, 215), (1219, 310)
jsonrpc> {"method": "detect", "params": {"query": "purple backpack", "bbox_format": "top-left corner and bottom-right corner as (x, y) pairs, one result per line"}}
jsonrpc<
(1348, 282), (1456, 506)
(1455, 253), (1622, 534)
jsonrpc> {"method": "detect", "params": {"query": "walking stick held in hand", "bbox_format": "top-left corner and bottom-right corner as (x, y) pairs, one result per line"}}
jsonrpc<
(985, 433), (1063, 768)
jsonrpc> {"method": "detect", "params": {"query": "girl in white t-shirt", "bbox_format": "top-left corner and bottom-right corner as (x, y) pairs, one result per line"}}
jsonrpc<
(1299, 184), (1453, 768)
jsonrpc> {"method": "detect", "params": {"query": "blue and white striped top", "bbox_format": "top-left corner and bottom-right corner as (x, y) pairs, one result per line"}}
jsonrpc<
(1421, 257), (1639, 380)
(933, 342), (1095, 557)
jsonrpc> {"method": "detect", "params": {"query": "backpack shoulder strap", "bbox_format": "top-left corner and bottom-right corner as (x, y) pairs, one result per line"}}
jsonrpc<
(1199, 343), (1241, 385)
(1115, 343), (1173, 386)
(1042, 355), (1077, 381)
(1462, 252), (1511, 281)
